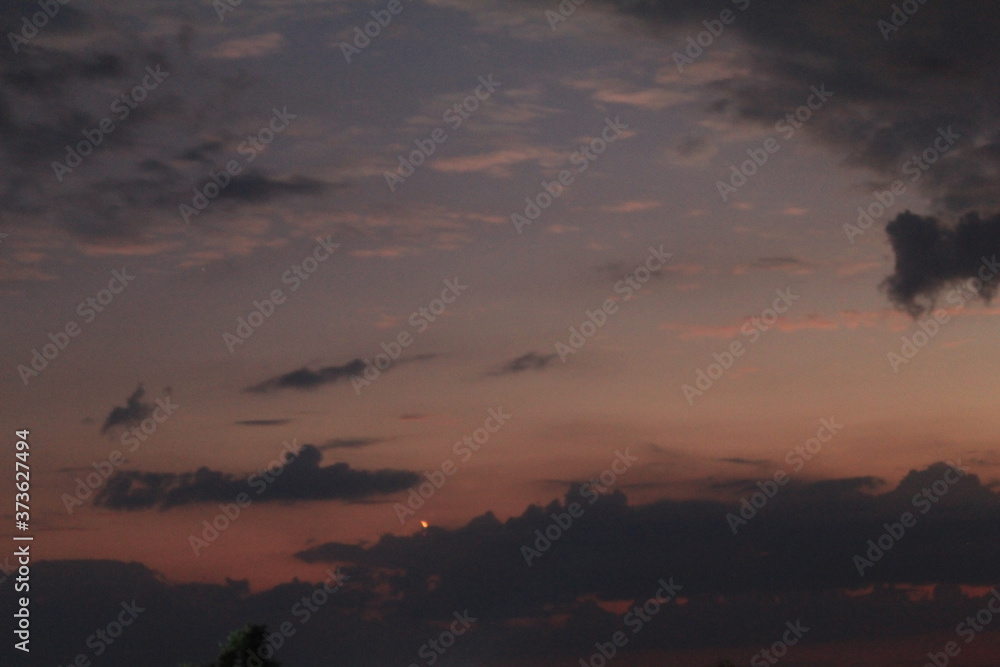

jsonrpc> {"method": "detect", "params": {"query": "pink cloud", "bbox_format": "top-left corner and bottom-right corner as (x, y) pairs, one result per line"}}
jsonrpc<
(599, 200), (663, 213)
(837, 261), (883, 277)
(663, 311), (908, 339)
(431, 147), (560, 176)
(208, 33), (285, 59)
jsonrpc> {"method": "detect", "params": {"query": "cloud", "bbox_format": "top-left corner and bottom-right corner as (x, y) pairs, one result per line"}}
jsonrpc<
(662, 311), (890, 339)
(319, 437), (385, 451)
(883, 211), (1000, 315)
(207, 33), (285, 59)
(598, 200), (663, 214)
(837, 261), (883, 277)
(246, 360), (366, 393)
(718, 457), (770, 466)
(94, 445), (419, 510)
(732, 256), (813, 276)
(0, 5), (335, 274)
(751, 257), (810, 271)
(296, 462), (1000, 604)
(593, 0), (1000, 218)
(248, 354), (437, 393)
(430, 147), (564, 177)
(101, 385), (154, 433)
(14, 460), (1000, 666)
(234, 419), (291, 427)
(215, 172), (329, 203)
(488, 352), (559, 376)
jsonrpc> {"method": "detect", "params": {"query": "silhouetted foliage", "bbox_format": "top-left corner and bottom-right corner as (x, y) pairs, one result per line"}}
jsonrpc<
(179, 624), (280, 667)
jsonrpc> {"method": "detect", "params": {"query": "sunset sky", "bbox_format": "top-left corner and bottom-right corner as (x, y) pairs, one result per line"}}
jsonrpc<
(3, 0), (1000, 665)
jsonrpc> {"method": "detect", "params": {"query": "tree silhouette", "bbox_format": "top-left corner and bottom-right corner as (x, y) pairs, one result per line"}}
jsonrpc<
(179, 624), (280, 667)
(217, 624), (280, 667)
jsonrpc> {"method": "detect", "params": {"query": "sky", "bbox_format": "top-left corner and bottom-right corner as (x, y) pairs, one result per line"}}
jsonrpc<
(3, 0), (1000, 665)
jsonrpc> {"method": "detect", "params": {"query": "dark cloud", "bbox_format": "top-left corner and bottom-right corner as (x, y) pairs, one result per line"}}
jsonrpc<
(319, 437), (385, 451)
(717, 457), (769, 466)
(217, 172), (329, 203)
(488, 352), (559, 376)
(297, 463), (1000, 604)
(598, 0), (1000, 216)
(101, 384), (153, 433)
(0, 4), (332, 251)
(882, 211), (1000, 315)
(8, 462), (1000, 666)
(94, 445), (419, 510)
(247, 354), (438, 393)
(234, 419), (292, 427)
(246, 360), (366, 393)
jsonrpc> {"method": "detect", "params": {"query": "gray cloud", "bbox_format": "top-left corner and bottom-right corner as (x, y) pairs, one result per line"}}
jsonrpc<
(0, 4), (332, 253)
(94, 444), (419, 510)
(248, 354), (438, 393)
(599, 0), (1000, 215)
(717, 457), (770, 466)
(488, 352), (559, 376)
(101, 384), (154, 433)
(246, 360), (366, 393)
(11, 461), (1000, 666)
(318, 437), (385, 451)
(883, 211), (1000, 315)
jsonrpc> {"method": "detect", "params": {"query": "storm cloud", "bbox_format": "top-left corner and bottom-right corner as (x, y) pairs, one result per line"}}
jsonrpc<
(882, 211), (1000, 315)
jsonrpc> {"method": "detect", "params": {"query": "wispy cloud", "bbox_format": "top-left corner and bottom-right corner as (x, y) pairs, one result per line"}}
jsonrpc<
(488, 352), (559, 376)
